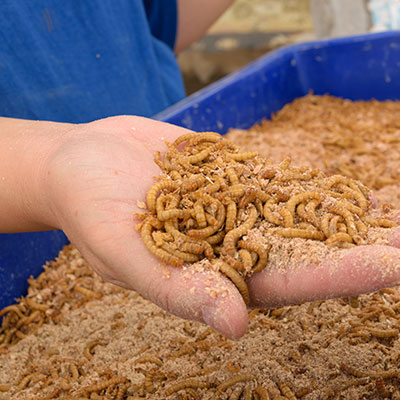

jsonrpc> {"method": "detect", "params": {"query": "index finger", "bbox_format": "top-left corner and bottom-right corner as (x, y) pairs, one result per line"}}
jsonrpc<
(247, 244), (400, 308)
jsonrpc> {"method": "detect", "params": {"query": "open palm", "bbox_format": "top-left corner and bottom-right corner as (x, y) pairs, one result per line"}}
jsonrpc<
(45, 116), (400, 339)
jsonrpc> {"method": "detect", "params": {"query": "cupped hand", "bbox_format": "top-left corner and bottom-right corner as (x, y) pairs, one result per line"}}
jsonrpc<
(44, 116), (248, 339)
(43, 116), (400, 339)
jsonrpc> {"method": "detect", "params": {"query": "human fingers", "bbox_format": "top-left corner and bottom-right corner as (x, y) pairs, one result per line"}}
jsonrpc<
(247, 244), (400, 308)
(80, 228), (248, 340)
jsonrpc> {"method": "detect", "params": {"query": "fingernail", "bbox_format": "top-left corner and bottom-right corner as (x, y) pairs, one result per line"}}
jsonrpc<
(202, 305), (247, 340)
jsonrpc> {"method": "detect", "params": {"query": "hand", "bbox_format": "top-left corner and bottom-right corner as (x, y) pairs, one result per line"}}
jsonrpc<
(43, 116), (248, 339)
(35, 116), (400, 339)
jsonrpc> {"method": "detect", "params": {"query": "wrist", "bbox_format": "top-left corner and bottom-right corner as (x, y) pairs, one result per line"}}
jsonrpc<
(0, 117), (75, 232)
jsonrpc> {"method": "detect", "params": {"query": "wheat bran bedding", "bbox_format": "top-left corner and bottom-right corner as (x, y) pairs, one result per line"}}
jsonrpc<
(1, 94), (400, 400)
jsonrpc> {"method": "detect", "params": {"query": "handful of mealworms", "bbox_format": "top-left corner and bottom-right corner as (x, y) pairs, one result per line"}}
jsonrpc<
(137, 131), (397, 303)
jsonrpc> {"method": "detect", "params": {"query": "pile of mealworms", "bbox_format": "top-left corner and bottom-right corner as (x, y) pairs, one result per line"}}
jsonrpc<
(0, 246), (113, 351)
(138, 131), (396, 303)
(227, 94), (400, 192)
(3, 247), (400, 399)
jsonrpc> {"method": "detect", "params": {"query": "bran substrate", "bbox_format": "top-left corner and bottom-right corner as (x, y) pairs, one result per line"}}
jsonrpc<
(1, 94), (400, 400)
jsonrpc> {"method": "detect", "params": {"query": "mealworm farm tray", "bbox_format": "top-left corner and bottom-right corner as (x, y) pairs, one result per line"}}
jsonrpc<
(1, 95), (400, 400)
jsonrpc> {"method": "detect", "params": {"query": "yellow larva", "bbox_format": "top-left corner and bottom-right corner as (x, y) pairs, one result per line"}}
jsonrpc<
(274, 228), (325, 241)
(286, 191), (324, 216)
(213, 260), (249, 304)
(223, 205), (258, 256)
(146, 179), (177, 213)
(238, 240), (269, 274)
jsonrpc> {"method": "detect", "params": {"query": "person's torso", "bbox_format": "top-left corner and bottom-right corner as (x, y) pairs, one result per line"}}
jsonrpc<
(0, 0), (185, 122)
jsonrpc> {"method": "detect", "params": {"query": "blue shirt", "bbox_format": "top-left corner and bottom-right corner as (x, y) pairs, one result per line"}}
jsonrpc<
(0, 0), (185, 123)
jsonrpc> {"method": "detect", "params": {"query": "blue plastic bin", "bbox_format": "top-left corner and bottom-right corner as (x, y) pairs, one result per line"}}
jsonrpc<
(1, 31), (400, 310)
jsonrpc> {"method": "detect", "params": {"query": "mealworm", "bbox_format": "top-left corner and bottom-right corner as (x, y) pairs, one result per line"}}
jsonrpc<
(116, 382), (131, 400)
(181, 174), (206, 193)
(304, 198), (321, 226)
(225, 200), (237, 231)
(69, 363), (79, 380)
(16, 373), (36, 391)
(296, 203), (308, 222)
(24, 298), (49, 312)
(180, 241), (204, 254)
(238, 187), (257, 208)
(263, 199), (283, 226)
(84, 339), (106, 359)
(366, 327), (399, 338)
(375, 377), (390, 398)
(295, 387), (312, 398)
(187, 365), (221, 378)
(15, 330), (27, 339)
(363, 216), (397, 228)
(143, 368), (157, 394)
(0, 384), (10, 392)
(188, 196), (225, 239)
(74, 285), (102, 299)
(165, 378), (211, 396)
(255, 188), (270, 203)
(274, 228), (325, 241)
(324, 174), (355, 190)
(337, 222), (347, 232)
(173, 131), (221, 146)
(225, 183), (246, 199)
(278, 207), (294, 228)
(152, 230), (173, 247)
(16, 310), (41, 329)
(340, 363), (368, 378)
(133, 354), (163, 367)
(228, 385), (244, 400)
(328, 202), (357, 237)
(141, 220), (184, 267)
(214, 373), (253, 394)
(336, 183), (368, 215)
(328, 214), (342, 237)
(355, 219), (368, 235)
(185, 147), (213, 164)
(205, 231), (225, 245)
(205, 212), (218, 226)
(81, 377), (128, 393)
(223, 205), (258, 256)
(278, 157), (291, 170)
(296, 222), (318, 231)
(226, 151), (258, 161)
(201, 179), (221, 195)
(238, 249), (253, 272)
(278, 382), (297, 400)
(286, 191), (323, 216)
(213, 260), (249, 304)
(325, 232), (353, 246)
(243, 385), (252, 400)
(0, 304), (25, 318)
(146, 179), (177, 213)
(156, 195), (189, 221)
(161, 242), (200, 263)
(254, 384), (270, 400)
(238, 240), (269, 274)
(193, 199), (207, 228)
(226, 166), (239, 184)
(169, 170), (182, 181)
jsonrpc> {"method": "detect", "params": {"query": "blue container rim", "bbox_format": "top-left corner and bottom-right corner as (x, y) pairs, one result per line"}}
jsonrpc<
(155, 30), (400, 122)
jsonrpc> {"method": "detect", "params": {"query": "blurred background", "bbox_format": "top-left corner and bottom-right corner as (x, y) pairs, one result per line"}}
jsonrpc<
(179, 0), (400, 94)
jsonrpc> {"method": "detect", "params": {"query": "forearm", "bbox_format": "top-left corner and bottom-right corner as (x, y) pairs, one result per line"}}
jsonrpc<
(175, 0), (234, 53)
(0, 117), (73, 232)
